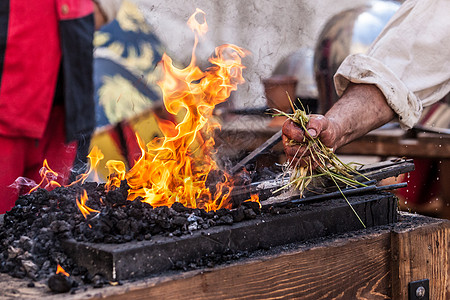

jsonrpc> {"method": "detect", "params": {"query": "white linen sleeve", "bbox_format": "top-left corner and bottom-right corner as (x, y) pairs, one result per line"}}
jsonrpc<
(334, 0), (450, 129)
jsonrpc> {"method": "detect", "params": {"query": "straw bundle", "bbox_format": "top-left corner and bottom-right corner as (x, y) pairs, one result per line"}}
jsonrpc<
(273, 100), (368, 228)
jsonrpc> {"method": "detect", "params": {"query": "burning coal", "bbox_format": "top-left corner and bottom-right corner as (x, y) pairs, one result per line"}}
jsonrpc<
(0, 179), (262, 286)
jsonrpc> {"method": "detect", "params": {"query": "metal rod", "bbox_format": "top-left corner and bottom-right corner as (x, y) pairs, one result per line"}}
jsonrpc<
(290, 185), (378, 204)
(230, 129), (283, 175)
(281, 179), (376, 204)
(286, 182), (407, 205)
(375, 182), (407, 191)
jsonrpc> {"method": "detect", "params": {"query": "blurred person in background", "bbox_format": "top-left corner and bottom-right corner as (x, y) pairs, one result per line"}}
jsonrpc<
(0, 0), (122, 213)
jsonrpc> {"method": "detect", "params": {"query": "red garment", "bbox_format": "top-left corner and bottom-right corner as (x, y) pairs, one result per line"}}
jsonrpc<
(396, 159), (440, 205)
(0, 106), (77, 213)
(0, 0), (94, 213)
(0, 0), (93, 139)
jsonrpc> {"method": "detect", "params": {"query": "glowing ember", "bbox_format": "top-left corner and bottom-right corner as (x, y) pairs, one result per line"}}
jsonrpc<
(56, 264), (70, 277)
(245, 194), (261, 208)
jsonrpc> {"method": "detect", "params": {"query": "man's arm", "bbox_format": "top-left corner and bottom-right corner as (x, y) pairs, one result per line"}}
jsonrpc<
(282, 0), (449, 164)
(282, 84), (395, 163)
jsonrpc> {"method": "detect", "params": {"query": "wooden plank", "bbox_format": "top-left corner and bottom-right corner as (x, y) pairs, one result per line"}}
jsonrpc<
(337, 130), (450, 159)
(338, 138), (450, 159)
(0, 233), (393, 300)
(390, 219), (450, 300)
(1, 214), (448, 299)
(101, 231), (393, 300)
(84, 214), (450, 300)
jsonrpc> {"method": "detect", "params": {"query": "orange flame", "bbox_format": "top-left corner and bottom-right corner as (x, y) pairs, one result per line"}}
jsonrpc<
(76, 189), (100, 218)
(104, 9), (248, 211)
(245, 194), (261, 208)
(69, 145), (105, 186)
(187, 8), (208, 37)
(56, 264), (70, 277)
(28, 159), (61, 194)
(28, 146), (104, 195)
(30, 9), (253, 212)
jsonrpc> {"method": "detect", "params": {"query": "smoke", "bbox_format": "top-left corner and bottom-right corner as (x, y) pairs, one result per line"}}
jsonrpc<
(9, 177), (38, 193)
(69, 134), (93, 183)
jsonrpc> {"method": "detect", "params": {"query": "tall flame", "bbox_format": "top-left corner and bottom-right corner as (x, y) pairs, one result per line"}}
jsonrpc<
(30, 9), (252, 213)
(105, 9), (248, 211)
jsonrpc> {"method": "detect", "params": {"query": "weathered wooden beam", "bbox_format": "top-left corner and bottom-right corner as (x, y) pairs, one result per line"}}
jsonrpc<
(0, 213), (448, 299)
(337, 129), (450, 159)
(391, 218), (450, 300)
(110, 232), (392, 300)
(91, 214), (450, 300)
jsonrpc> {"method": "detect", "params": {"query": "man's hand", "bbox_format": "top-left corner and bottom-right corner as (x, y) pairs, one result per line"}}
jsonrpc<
(281, 83), (395, 167)
(282, 115), (340, 166)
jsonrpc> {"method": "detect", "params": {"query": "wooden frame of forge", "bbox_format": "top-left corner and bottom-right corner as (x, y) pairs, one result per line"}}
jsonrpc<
(0, 212), (448, 299)
(57, 212), (449, 300)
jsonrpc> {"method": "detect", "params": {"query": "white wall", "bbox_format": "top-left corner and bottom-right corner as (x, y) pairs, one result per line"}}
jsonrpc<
(136, 0), (369, 108)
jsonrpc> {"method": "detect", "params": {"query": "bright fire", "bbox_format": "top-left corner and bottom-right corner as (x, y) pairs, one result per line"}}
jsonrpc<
(102, 8), (250, 211)
(29, 9), (260, 213)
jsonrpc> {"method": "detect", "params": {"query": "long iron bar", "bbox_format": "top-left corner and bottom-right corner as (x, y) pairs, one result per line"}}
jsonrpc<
(230, 130), (282, 175)
(288, 182), (407, 205)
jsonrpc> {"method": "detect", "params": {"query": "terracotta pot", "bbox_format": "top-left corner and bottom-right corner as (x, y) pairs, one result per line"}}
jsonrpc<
(263, 75), (298, 113)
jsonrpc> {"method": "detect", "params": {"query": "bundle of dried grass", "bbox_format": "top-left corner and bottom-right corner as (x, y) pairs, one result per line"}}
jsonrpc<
(273, 99), (368, 228)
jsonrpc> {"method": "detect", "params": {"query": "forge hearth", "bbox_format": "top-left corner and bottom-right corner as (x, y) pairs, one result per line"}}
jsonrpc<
(0, 158), (413, 288)
(63, 192), (396, 281)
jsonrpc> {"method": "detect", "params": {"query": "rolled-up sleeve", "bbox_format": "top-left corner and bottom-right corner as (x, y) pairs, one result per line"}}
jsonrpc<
(334, 0), (450, 128)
